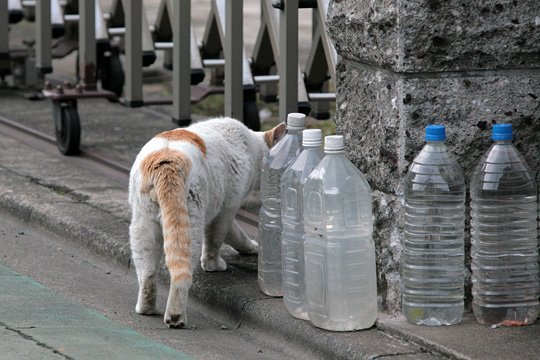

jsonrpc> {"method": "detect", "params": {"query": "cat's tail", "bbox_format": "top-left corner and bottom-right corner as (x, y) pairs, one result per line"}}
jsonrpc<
(139, 148), (192, 287)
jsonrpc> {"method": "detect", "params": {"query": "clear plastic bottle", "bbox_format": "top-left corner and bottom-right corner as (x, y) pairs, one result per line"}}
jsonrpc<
(303, 135), (377, 331)
(402, 125), (465, 326)
(280, 129), (324, 320)
(258, 113), (306, 296)
(470, 123), (539, 326)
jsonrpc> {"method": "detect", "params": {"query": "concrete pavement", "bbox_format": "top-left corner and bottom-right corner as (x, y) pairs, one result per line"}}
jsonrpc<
(0, 263), (190, 360)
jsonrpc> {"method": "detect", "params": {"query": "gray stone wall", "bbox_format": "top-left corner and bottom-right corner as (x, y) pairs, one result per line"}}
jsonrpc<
(327, 0), (540, 313)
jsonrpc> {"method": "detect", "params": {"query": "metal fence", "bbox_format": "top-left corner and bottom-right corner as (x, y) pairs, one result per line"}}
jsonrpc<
(1, 0), (336, 155)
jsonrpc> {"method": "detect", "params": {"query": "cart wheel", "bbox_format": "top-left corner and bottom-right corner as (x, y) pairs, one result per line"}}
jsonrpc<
(243, 100), (260, 131)
(101, 52), (124, 98)
(54, 102), (81, 156)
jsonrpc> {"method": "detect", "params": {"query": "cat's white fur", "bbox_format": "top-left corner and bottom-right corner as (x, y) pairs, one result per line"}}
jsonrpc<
(128, 117), (284, 328)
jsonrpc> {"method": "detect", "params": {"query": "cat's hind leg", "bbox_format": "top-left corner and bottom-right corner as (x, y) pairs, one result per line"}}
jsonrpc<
(129, 207), (163, 315)
(224, 219), (258, 255)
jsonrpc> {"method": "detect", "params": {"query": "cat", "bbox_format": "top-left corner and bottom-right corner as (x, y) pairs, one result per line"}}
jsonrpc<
(128, 117), (286, 328)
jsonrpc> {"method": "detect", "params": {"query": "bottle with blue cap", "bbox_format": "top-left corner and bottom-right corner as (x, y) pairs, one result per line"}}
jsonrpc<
(470, 123), (539, 326)
(259, 113), (306, 296)
(303, 135), (377, 331)
(402, 125), (466, 325)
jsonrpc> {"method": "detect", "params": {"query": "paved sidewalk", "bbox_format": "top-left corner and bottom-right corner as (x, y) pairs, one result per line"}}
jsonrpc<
(0, 264), (190, 360)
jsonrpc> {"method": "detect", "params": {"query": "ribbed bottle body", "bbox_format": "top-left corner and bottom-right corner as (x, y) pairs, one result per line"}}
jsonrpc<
(470, 142), (539, 326)
(258, 132), (302, 296)
(303, 155), (377, 331)
(281, 147), (324, 320)
(402, 142), (465, 326)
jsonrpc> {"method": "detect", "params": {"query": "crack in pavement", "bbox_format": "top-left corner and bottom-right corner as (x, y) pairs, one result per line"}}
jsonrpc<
(0, 321), (74, 360)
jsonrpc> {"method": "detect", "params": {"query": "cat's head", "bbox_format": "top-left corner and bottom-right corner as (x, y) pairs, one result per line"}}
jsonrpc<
(263, 123), (287, 149)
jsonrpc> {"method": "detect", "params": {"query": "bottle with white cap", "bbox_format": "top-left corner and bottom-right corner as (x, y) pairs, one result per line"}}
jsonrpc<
(280, 129), (324, 320)
(259, 113), (306, 296)
(303, 135), (377, 331)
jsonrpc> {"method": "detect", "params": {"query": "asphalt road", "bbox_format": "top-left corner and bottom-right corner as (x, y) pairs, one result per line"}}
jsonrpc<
(0, 211), (314, 360)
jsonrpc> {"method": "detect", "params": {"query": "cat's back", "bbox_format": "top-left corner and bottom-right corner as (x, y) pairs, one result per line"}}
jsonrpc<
(188, 117), (256, 154)
(132, 117), (259, 176)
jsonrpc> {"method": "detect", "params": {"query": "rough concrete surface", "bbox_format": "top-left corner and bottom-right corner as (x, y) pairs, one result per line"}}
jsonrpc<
(328, 0), (540, 72)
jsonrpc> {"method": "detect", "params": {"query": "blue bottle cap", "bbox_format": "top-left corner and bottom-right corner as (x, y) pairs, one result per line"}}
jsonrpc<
(492, 124), (513, 141)
(425, 125), (446, 141)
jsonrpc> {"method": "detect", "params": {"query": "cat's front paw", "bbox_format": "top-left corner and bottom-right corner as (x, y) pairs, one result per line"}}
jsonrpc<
(201, 255), (227, 272)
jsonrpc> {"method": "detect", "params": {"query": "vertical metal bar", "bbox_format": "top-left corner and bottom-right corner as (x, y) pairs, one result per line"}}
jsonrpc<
(8, 0), (23, 12)
(171, 0), (191, 125)
(0, 0), (10, 80)
(35, 0), (52, 75)
(95, 1), (108, 41)
(50, 0), (64, 32)
(79, 0), (96, 89)
(316, 0), (336, 84)
(0, 0), (9, 77)
(123, 0), (143, 106)
(224, 0), (243, 120)
(279, 0), (299, 120)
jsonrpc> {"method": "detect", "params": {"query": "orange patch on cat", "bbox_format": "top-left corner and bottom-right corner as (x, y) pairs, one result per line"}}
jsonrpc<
(156, 129), (207, 156)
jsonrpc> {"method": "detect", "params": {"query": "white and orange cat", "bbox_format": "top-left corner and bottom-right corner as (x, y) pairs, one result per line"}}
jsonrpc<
(129, 117), (285, 328)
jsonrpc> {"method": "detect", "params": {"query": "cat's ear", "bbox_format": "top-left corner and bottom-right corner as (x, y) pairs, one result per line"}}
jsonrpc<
(264, 122), (287, 147)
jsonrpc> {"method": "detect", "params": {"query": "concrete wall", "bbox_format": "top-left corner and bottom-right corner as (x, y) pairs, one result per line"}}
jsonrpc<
(327, 0), (540, 313)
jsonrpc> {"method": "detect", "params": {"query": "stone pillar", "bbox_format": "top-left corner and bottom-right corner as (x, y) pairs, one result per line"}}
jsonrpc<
(327, 0), (540, 313)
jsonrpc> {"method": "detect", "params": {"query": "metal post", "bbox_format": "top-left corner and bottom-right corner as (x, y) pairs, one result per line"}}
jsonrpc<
(279, 0), (299, 121)
(123, 0), (143, 106)
(305, 8), (329, 119)
(79, 0), (96, 89)
(171, 0), (191, 125)
(35, 0), (52, 75)
(224, 0), (243, 120)
(0, 0), (9, 77)
(316, 0), (336, 84)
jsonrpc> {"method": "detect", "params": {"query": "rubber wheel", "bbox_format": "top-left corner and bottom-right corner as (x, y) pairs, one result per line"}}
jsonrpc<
(243, 101), (260, 131)
(55, 103), (81, 156)
(101, 53), (124, 98)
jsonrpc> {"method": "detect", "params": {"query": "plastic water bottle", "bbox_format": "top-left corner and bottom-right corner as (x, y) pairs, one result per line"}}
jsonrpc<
(402, 125), (466, 326)
(258, 113), (306, 296)
(470, 123), (539, 326)
(303, 135), (377, 331)
(280, 129), (324, 320)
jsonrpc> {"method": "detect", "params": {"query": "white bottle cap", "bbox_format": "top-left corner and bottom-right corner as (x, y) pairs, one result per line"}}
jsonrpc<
(302, 129), (322, 147)
(286, 113), (306, 130)
(324, 135), (345, 152)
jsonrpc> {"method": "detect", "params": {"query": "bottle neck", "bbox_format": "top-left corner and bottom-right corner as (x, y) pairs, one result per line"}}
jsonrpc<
(426, 140), (445, 145)
(287, 128), (304, 135)
(493, 139), (512, 145)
